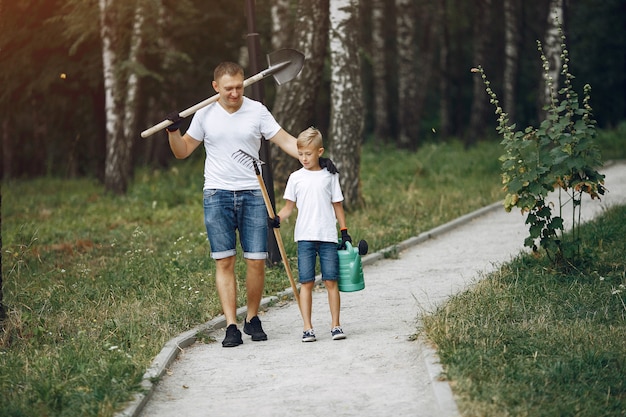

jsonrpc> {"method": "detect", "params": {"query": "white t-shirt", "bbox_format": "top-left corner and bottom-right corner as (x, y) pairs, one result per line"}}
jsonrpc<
(283, 168), (344, 243)
(186, 97), (281, 191)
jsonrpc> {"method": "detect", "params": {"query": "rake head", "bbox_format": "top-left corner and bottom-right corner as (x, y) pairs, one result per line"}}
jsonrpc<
(232, 149), (265, 175)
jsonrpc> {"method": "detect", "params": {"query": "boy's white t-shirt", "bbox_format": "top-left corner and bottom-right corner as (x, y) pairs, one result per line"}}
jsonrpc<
(186, 97), (281, 191)
(283, 167), (344, 243)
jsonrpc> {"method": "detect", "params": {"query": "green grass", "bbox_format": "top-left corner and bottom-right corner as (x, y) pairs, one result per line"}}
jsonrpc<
(422, 204), (626, 417)
(1, 131), (625, 416)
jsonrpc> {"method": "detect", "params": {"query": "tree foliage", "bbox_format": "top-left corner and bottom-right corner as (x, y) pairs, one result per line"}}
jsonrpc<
(0, 0), (624, 181)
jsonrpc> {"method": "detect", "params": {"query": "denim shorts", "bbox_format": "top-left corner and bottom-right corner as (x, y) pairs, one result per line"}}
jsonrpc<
(203, 189), (267, 260)
(297, 241), (339, 283)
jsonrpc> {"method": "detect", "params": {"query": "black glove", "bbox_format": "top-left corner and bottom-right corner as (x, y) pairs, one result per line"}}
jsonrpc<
(165, 111), (183, 132)
(339, 228), (352, 249)
(319, 157), (338, 174)
(269, 216), (280, 229)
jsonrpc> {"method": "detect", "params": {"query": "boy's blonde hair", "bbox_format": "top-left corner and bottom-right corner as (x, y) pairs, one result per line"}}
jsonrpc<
(296, 127), (323, 149)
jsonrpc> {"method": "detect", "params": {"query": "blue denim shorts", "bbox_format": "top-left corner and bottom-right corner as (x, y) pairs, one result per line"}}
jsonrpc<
(203, 189), (267, 260)
(297, 241), (339, 283)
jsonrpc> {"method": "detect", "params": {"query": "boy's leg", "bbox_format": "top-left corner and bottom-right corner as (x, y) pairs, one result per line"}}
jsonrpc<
(324, 279), (341, 328)
(319, 242), (341, 328)
(300, 281), (314, 330)
(297, 241), (317, 331)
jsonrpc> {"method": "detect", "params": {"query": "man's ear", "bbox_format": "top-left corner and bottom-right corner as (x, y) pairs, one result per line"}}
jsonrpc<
(212, 80), (218, 93)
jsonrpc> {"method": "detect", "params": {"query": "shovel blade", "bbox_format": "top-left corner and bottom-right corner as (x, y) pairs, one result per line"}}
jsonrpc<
(267, 49), (305, 85)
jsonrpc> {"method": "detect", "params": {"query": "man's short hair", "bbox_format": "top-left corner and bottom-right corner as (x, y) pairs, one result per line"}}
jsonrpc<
(214, 62), (244, 82)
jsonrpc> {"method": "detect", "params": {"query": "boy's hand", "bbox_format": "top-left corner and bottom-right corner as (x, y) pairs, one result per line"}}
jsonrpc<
(339, 228), (352, 249)
(269, 216), (280, 228)
(319, 157), (338, 174)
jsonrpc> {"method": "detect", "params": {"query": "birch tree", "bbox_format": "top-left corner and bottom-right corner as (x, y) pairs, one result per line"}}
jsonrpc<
(540, 0), (564, 119)
(503, 0), (521, 124)
(467, 0), (492, 145)
(271, 0), (293, 52)
(329, 0), (364, 209)
(395, 0), (418, 149)
(438, 0), (451, 139)
(371, 0), (390, 142)
(411, 0), (439, 147)
(271, 0), (330, 186)
(99, 0), (147, 194)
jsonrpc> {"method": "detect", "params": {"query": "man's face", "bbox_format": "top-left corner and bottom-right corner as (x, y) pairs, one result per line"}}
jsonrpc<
(213, 73), (244, 112)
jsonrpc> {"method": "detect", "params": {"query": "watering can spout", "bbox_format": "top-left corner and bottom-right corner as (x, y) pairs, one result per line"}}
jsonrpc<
(338, 240), (366, 292)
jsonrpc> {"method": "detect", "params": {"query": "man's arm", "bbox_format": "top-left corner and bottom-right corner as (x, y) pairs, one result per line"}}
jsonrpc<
(167, 130), (202, 159)
(268, 128), (298, 159)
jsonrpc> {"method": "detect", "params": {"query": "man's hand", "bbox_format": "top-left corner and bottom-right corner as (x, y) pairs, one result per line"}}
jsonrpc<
(319, 157), (338, 174)
(269, 216), (280, 229)
(166, 111), (183, 132)
(339, 228), (352, 249)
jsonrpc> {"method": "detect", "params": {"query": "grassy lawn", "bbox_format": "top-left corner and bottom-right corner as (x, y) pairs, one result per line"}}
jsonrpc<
(422, 204), (626, 416)
(1, 127), (625, 416)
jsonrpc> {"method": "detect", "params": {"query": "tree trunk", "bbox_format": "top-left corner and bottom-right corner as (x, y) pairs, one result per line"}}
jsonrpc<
(540, 0), (564, 120)
(467, 0), (492, 146)
(0, 187), (4, 323)
(503, 0), (521, 124)
(329, 0), (364, 209)
(395, 0), (419, 149)
(100, 0), (144, 194)
(437, 0), (451, 139)
(271, 0), (293, 51)
(412, 0), (438, 146)
(2, 118), (11, 179)
(371, 0), (390, 142)
(271, 0), (330, 187)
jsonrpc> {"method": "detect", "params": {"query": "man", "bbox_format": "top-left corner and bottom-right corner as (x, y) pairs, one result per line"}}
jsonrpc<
(166, 61), (333, 347)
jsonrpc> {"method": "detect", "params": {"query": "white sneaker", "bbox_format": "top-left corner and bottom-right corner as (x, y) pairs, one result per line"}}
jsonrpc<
(302, 329), (316, 342)
(331, 326), (346, 340)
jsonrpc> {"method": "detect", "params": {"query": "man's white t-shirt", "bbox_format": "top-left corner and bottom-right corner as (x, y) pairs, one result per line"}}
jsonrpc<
(186, 97), (281, 191)
(283, 168), (344, 243)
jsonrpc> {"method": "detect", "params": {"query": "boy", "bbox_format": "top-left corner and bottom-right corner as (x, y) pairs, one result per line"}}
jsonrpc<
(273, 127), (352, 342)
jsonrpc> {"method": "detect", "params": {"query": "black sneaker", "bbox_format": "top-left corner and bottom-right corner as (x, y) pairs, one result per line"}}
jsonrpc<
(243, 316), (268, 341)
(222, 324), (243, 347)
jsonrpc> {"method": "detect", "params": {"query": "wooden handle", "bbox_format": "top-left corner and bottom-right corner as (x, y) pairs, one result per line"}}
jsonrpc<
(141, 72), (269, 138)
(255, 173), (301, 308)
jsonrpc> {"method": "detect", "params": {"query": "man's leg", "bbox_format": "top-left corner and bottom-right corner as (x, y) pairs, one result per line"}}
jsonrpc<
(245, 258), (265, 320)
(215, 256), (237, 325)
(215, 255), (244, 347)
(242, 258), (268, 341)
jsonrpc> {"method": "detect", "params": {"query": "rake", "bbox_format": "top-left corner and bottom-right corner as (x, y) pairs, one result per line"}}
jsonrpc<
(232, 149), (301, 311)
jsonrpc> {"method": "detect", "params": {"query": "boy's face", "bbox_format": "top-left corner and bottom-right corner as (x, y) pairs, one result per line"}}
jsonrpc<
(297, 144), (324, 170)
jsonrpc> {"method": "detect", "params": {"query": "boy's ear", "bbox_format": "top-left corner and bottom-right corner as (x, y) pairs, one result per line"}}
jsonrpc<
(318, 147), (325, 157)
(212, 80), (219, 92)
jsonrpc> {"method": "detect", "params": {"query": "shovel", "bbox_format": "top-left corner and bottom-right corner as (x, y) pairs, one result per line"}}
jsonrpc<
(232, 149), (302, 314)
(141, 48), (305, 138)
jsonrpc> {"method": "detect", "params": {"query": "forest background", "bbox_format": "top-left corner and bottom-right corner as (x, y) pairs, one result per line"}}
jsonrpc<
(1, 1), (626, 414)
(1, 0), (625, 202)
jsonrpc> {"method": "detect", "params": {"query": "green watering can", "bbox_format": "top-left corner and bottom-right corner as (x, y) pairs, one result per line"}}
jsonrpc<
(338, 240), (368, 292)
